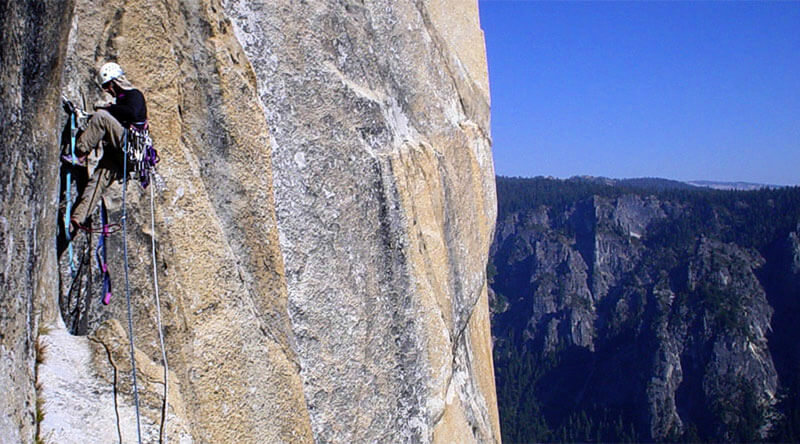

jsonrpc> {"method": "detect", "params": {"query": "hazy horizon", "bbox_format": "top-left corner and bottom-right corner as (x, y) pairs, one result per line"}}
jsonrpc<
(495, 173), (789, 188)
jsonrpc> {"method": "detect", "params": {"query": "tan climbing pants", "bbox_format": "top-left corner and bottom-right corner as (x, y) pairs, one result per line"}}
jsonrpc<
(71, 110), (127, 224)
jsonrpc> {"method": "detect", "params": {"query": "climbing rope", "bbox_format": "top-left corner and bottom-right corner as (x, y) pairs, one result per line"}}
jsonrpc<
(121, 130), (143, 444)
(149, 181), (169, 443)
(65, 110), (77, 276)
(120, 126), (169, 443)
(61, 96), (167, 442)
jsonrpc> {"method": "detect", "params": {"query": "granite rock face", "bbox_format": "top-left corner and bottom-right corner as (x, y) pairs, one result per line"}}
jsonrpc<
(1, 1), (499, 443)
(225, 1), (498, 442)
(1, 2), (73, 442)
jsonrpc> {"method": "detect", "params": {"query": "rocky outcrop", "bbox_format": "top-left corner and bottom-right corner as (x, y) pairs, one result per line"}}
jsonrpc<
(491, 180), (792, 442)
(1, 1), (498, 443)
(657, 239), (777, 441)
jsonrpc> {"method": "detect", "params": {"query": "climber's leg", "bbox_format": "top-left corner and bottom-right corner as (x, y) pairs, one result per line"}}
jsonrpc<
(72, 165), (115, 226)
(76, 109), (126, 157)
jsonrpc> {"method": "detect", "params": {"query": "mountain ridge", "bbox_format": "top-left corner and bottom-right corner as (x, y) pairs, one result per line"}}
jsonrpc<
(508, 175), (789, 191)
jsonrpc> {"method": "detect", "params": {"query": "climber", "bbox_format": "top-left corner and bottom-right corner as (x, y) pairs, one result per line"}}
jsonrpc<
(64, 62), (148, 231)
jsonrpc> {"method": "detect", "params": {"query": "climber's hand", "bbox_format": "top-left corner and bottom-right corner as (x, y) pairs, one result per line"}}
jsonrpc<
(62, 95), (75, 115)
(94, 100), (111, 110)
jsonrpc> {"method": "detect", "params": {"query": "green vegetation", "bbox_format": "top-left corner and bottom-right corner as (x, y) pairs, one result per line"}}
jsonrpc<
(493, 334), (558, 443)
(37, 322), (52, 336)
(496, 176), (625, 215)
(34, 338), (47, 366)
(35, 381), (46, 443)
(494, 336), (640, 443)
(497, 176), (800, 252)
(35, 395), (45, 425)
(489, 291), (508, 314)
(709, 380), (769, 442)
(487, 261), (498, 283)
(491, 176), (800, 443)
(769, 367), (800, 442)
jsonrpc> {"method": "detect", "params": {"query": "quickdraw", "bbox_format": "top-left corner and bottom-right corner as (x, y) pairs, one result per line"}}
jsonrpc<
(126, 121), (159, 188)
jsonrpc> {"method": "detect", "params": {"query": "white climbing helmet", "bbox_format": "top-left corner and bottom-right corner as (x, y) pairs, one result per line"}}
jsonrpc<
(99, 62), (124, 85)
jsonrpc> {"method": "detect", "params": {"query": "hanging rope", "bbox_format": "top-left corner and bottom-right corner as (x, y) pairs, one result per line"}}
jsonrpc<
(62, 97), (166, 441)
(121, 129), (143, 444)
(149, 182), (169, 443)
(65, 110), (77, 276)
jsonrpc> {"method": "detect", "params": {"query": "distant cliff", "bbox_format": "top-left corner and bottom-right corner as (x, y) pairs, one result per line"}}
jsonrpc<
(490, 176), (800, 442)
(0, 1), (499, 443)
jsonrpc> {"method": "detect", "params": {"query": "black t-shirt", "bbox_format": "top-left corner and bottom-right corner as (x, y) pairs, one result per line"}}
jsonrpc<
(107, 88), (147, 127)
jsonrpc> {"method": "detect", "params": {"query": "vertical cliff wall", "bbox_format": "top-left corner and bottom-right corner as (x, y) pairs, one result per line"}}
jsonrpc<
(226, 1), (498, 442)
(1, 1), (499, 443)
(1, 2), (73, 442)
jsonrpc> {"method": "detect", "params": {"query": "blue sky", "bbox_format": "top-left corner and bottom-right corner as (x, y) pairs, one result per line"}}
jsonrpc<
(478, 0), (800, 185)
